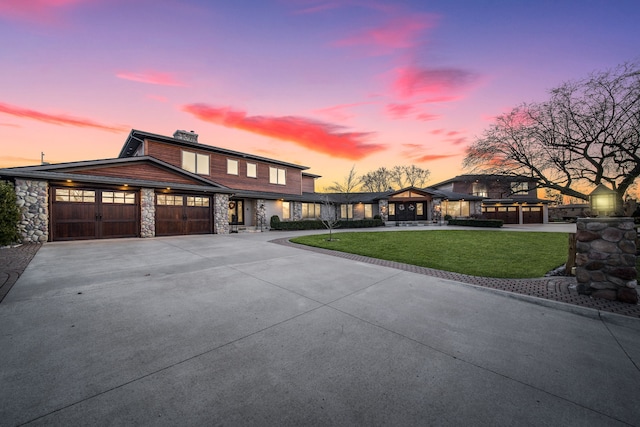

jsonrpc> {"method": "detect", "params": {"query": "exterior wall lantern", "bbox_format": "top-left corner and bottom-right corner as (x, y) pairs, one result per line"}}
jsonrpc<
(589, 184), (617, 217)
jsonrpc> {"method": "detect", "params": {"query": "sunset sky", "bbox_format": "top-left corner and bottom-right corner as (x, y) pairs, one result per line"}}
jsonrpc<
(1, 0), (639, 189)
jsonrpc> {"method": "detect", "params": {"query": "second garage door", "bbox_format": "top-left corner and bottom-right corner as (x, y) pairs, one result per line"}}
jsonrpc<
(156, 194), (212, 236)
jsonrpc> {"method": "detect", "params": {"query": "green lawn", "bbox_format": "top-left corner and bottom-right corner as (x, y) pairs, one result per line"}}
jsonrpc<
(290, 230), (569, 279)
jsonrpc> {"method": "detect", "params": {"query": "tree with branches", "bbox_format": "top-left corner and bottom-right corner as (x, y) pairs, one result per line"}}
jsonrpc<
(360, 165), (431, 192)
(325, 165), (360, 221)
(464, 62), (640, 213)
(319, 195), (340, 241)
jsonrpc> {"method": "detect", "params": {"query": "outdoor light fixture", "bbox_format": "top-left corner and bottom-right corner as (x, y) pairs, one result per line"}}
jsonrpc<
(589, 184), (617, 217)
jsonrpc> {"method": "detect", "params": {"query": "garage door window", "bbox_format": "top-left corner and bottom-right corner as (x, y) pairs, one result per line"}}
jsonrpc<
(187, 196), (210, 207)
(102, 191), (135, 204)
(55, 188), (95, 202)
(157, 194), (183, 205)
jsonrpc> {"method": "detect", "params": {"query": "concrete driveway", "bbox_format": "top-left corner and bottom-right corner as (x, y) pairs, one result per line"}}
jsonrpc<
(1, 231), (639, 426)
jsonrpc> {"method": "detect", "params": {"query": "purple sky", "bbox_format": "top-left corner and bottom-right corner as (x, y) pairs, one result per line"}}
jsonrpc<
(1, 0), (638, 188)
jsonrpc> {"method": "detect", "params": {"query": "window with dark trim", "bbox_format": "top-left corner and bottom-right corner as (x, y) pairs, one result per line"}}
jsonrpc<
(182, 150), (209, 175)
(247, 163), (257, 178)
(227, 159), (239, 175)
(269, 167), (286, 185)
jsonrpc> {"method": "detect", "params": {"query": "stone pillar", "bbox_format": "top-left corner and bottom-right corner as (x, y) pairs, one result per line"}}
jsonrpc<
(255, 199), (266, 231)
(140, 188), (155, 238)
(14, 179), (49, 243)
(378, 199), (388, 221)
(214, 193), (230, 234)
(575, 218), (638, 304)
(292, 201), (302, 221)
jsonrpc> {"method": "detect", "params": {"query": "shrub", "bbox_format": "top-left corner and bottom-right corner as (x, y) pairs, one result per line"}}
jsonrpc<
(270, 215), (280, 229)
(444, 214), (452, 221)
(0, 180), (22, 245)
(447, 218), (503, 228)
(271, 218), (384, 231)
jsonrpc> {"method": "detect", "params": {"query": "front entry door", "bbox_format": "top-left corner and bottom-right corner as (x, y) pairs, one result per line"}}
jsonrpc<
(228, 199), (244, 225)
(396, 202), (419, 221)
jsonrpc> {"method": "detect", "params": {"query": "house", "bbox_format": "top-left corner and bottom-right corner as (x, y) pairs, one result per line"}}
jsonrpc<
(325, 187), (483, 223)
(431, 174), (550, 224)
(0, 129), (326, 242)
(1, 130), (552, 243)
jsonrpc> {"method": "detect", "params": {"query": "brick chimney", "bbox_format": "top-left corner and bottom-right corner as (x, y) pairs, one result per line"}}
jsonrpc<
(173, 129), (198, 143)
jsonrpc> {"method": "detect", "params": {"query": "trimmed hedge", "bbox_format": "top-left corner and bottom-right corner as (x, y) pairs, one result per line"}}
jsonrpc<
(447, 218), (504, 228)
(0, 180), (22, 246)
(271, 218), (384, 231)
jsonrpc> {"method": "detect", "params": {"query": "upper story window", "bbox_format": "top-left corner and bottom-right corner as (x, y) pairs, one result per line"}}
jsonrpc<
(472, 182), (487, 197)
(227, 159), (239, 175)
(182, 150), (209, 175)
(247, 163), (257, 178)
(269, 167), (286, 185)
(510, 181), (529, 195)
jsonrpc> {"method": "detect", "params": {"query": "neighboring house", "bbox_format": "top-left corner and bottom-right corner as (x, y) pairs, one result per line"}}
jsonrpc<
(325, 187), (483, 223)
(431, 174), (550, 224)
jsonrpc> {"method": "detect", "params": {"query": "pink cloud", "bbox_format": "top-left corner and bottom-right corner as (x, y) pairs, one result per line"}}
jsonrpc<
(0, 0), (88, 23)
(146, 94), (169, 103)
(116, 71), (187, 87)
(335, 14), (438, 54)
(416, 112), (440, 121)
(384, 103), (440, 121)
(0, 102), (126, 132)
(313, 101), (373, 122)
(448, 137), (467, 146)
(385, 103), (415, 119)
(393, 65), (478, 99)
(182, 104), (385, 160)
(415, 153), (459, 162)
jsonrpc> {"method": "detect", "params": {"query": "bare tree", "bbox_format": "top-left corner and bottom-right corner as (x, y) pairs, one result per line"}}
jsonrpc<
(326, 165), (360, 221)
(464, 62), (640, 212)
(402, 165), (431, 187)
(361, 165), (430, 191)
(360, 167), (393, 192)
(319, 195), (340, 241)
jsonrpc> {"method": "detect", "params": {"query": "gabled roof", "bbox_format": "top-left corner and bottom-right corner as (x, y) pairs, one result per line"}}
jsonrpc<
(120, 129), (310, 171)
(0, 156), (231, 193)
(431, 174), (534, 188)
(424, 188), (485, 201)
(321, 191), (394, 204)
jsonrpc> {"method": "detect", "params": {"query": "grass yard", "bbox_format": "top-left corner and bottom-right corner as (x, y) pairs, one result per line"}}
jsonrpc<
(290, 230), (569, 279)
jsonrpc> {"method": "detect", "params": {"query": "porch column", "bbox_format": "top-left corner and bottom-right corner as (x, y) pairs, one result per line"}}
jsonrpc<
(140, 188), (155, 238)
(378, 199), (388, 221)
(214, 194), (230, 234)
(14, 179), (49, 243)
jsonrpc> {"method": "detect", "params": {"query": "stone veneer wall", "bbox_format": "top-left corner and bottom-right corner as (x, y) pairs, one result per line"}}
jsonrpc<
(255, 199), (267, 230)
(14, 179), (49, 243)
(292, 201), (302, 221)
(378, 200), (388, 221)
(575, 218), (637, 304)
(214, 194), (230, 234)
(140, 188), (155, 238)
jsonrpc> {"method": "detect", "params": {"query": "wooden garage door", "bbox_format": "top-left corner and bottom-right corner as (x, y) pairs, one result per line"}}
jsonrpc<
(51, 188), (139, 241)
(483, 206), (519, 224)
(522, 206), (543, 223)
(155, 194), (212, 236)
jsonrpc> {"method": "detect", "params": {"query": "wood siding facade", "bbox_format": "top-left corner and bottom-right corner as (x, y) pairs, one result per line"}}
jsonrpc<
(68, 163), (201, 185)
(144, 139), (304, 195)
